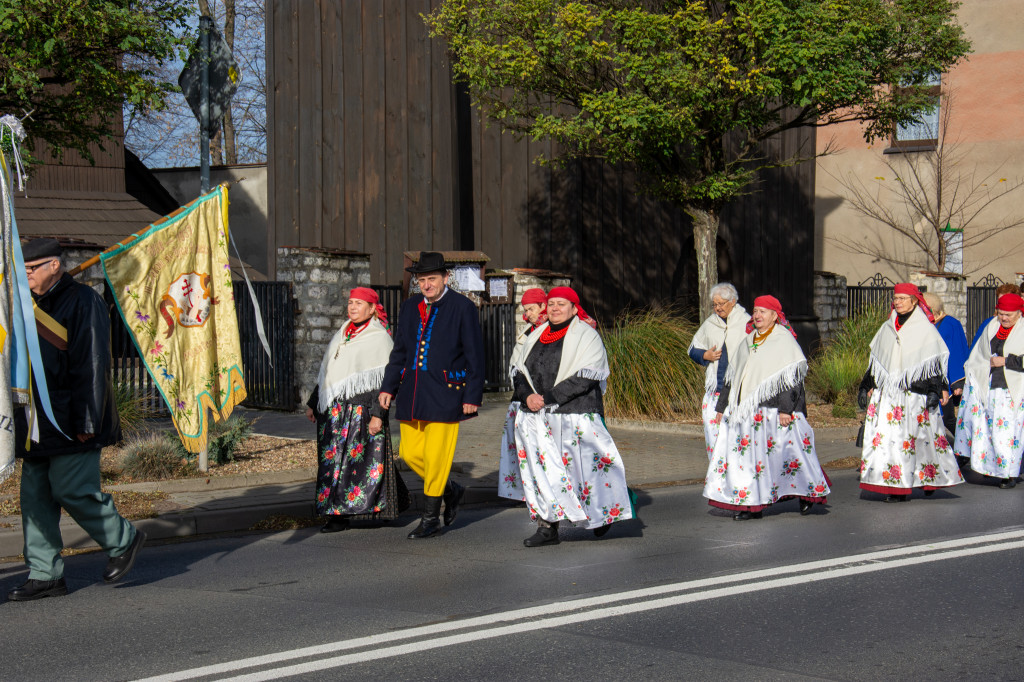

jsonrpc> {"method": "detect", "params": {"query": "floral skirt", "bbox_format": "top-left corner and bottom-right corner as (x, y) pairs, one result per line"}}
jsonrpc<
(954, 384), (1024, 479)
(859, 388), (963, 494)
(503, 410), (633, 529)
(498, 400), (525, 500)
(704, 408), (830, 512)
(701, 388), (721, 460)
(315, 399), (407, 519)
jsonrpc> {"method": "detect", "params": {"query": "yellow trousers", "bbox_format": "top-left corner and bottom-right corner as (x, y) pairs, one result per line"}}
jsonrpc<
(399, 420), (460, 497)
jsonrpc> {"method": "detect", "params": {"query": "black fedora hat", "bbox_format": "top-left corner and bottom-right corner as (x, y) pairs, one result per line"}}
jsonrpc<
(405, 251), (449, 274)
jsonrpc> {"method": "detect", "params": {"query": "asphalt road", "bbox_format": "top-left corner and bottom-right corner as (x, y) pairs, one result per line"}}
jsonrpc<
(3, 468), (1024, 681)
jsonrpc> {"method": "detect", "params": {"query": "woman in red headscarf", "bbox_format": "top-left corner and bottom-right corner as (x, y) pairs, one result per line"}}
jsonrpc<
(506, 286), (632, 546)
(499, 288), (549, 501)
(705, 295), (830, 519)
(305, 287), (407, 531)
(857, 283), (963, 502)
(954, 293), (1024, 488)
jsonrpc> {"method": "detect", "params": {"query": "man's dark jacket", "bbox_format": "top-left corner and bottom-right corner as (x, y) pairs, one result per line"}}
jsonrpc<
(380, 289), (484, 423)
(15, 273), (121, 457)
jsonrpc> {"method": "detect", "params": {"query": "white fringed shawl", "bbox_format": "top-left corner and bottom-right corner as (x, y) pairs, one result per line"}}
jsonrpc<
(868, 307), (948, 394)
(964, 318), (1024, 404)
(688, 304), (750, 393)
(724, 324), (808, 421)
(315, 318), (393, 413)
(512, 316), (610, 395)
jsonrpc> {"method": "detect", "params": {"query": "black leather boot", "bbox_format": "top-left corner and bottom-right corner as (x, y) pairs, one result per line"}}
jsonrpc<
(524, 521), (560, 547)
(443, 480), (465, 527)
(408, 496), (443, 539)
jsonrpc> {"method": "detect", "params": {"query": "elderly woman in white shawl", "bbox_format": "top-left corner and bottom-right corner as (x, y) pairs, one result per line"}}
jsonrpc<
(954, 293), (1024, 489)
(506, 286), (632, 547)
(305, 287), (405, 532)
(705, 295), (830, 520)
(688, 282), (750, 458)
(857, 283), (963, 502)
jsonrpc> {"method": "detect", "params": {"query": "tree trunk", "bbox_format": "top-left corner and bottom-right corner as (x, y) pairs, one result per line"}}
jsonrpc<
(222, 0), (237, 164)
(686, 206), (720, 321)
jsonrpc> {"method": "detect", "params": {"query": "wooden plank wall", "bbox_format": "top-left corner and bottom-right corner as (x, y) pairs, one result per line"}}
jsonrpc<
(29, 116), (126, 193)
(267, 0), (817, 344)
(267, 0), (459, 281)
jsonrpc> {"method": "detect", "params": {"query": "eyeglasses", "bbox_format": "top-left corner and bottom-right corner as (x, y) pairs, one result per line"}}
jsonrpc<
(711, 301), (732, 309)
(25, 259), (56, 274)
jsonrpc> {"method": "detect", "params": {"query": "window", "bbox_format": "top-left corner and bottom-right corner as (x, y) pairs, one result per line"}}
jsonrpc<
(887, 72), (941, 153)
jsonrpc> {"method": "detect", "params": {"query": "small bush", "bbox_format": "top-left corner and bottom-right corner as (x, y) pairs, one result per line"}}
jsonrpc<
(807, 305), (889, 405)
(602, 307), (706, 421)
(168, 414), (254, 466)
(119, 434), (190, 480)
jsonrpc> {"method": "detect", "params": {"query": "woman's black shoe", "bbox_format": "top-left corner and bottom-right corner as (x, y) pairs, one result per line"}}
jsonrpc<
(593, 523), (612, 537)
(733, 510), (763, 520)
(884, 494), (909, 503)
(320, 517), (349, 533)
(524, 522), (560, 547)
(799, 500), (813, 515)
(924, 489), (936, 497)
(1000, 478), (1017, 489)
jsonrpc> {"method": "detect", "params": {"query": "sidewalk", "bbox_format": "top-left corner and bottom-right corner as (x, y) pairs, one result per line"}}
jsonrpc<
(0, 396), (860, 558)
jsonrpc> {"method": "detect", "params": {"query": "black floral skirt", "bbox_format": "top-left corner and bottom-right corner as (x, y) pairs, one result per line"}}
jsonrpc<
(314, 398), (409, 520)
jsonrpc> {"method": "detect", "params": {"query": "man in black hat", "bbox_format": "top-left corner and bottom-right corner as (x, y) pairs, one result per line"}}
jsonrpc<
(6, 238), (144, 602)
(379, 251), (484, 538)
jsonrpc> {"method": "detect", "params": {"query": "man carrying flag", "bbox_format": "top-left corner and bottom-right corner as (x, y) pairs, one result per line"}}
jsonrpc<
(7, 238), (144, 602)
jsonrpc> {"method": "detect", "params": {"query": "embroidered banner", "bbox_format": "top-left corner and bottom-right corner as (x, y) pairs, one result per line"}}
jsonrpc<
(101, 186), (246, 453)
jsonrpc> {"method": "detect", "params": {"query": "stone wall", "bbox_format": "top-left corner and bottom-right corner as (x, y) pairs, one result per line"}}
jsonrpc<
(813, 271), (848, 344)
(910, 271), (966, 321)
(510, 268), (572, 337)
(64, 246), (106, 294)
(277, 247), (371, 407)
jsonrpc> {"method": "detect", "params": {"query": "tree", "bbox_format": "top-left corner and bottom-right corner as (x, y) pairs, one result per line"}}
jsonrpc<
(125, 0), (267, 167)
(0, 0), (192, 160)
(426, 0), (971, 318)
(828, 93), (1024, 277)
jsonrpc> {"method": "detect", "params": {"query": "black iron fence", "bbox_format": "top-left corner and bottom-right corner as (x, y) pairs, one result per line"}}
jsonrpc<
(479, 303), (517, 391)
(848, 273), (898, 314)
(106, 281), (296, 414)
(372, 284), (404, 328)
(966, 274), (1005, 339)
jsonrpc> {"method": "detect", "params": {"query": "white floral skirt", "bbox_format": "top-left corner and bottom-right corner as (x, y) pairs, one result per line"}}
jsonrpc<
(703, 408), (830, 511)
(954, 383), (1024, 479)
(701, 388), (721, 460)
(860, 388), (963, 494)
(498, 401), (525, 500)
(502, 410), (633, 529)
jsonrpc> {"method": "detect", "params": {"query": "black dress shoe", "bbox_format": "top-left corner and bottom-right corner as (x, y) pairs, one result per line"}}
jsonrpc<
(799, 499), (813, 515)
(884, 494), (909, 503)
(443, 480), (465, 527)
(103, 530), (146, 583)
(1000, 478), (1017, 489)
(320, 516), (349, 533)
(593, 523), (612, 537)
(7, 578), (68, 602)
(733, 510), (763, 520)
(524, 523), (560, 547)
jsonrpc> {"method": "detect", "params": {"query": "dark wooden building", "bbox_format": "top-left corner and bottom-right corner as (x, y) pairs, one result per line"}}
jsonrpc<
(267, 0), (818, 345)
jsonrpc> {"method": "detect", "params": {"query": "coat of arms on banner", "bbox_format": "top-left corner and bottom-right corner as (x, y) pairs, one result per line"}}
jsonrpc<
(101, 185), (246, 453)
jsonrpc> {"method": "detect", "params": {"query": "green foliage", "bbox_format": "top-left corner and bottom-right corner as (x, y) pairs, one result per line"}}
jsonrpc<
(0, 0), (193, 159)
(427, 0), (971, 211)
(119, 433), (189, 480)
(601, 308), (706, 421)
(806, 304), (889, 407)
(169, 415), (254, 466)
(112, 382), (158, 441)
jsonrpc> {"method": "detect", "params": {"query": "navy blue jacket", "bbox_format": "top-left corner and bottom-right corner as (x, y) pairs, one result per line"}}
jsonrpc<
(380, 289), (484, 422)
(688, 344), (730, 392)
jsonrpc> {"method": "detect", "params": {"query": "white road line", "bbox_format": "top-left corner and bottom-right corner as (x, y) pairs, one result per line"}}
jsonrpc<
(135, 529), (1024, 682)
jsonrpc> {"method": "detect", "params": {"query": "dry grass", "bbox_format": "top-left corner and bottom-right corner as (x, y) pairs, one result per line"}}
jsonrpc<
(0, 490), (168, 521)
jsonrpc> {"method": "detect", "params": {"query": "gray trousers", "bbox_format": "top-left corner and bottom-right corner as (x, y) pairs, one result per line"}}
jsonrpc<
(20, 449), (136, 580)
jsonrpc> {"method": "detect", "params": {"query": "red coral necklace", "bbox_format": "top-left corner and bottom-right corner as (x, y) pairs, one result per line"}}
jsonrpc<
(540, 323), (570, 344)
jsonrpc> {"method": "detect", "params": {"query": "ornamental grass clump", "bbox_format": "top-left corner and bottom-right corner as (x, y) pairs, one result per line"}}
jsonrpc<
(112, 381), (158, 440)
(119, 433), (189, 480)
(806, 304), (889, 416)
(602, 308), (705, 421)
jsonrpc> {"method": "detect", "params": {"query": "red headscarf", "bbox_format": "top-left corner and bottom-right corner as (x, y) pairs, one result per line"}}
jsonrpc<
(893, 283), (934, 323)
(520, 288), (548, 324)
(547, 286), (597, 328)
(746, 294), (797, 338)
(997, 293), (1024, 312)
(349, 287), (389, 328)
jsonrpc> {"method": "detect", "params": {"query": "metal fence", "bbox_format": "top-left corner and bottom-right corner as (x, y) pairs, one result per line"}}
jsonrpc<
(107, 281), (296, 414)
(847, 273), (898, 315)
(372, 284), (404, 328)
(966, 274), (1004, 339)
(479, 303), (517, 391)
